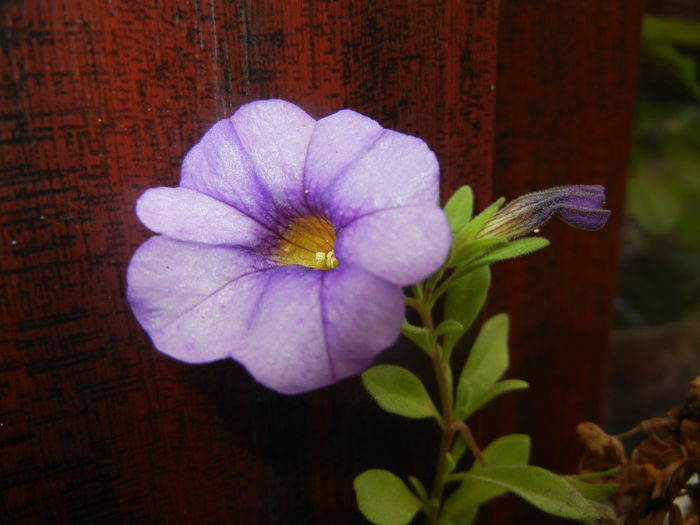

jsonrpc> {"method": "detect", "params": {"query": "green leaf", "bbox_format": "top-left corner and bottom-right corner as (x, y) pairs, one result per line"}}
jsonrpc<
(441, 434), (530, 522)
(450, 434), (468, 468)
(444, 185), (474, 234)
(445, 453), (457, 474)
(470, 237), (550, 266)
(354, 469), (423, 525)
(442, 266), (491, 354)
(408, 476), (428, 502)
(453, 198), (505, 246)
(643, 14), (700, 47)
(563, 477), (619, 501)
(446, 511), (475, 525)
(453, 466), (616, 523)
(362, 365), (439, 420)
(454, 314), (509, 418)
(562, 468), (620, 500)
(401, 320), (431, 353)
(448, 237), (507, 268)
(455, 379), (529, 421)
(570, 466), (621, 481)
(475, 434), (531, 471)
(446, 238), (550, 289)
(643, 41), (700, 101)
(434, 320), (465, 338)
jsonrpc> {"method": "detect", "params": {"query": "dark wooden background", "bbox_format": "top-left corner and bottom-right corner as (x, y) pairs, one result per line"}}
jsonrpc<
(1, 1), (642, 523)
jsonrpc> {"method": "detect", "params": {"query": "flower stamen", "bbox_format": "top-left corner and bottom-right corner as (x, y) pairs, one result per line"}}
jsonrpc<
(273, 216), (338, 270)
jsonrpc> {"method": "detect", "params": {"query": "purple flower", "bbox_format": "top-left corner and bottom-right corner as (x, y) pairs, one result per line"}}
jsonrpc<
(477, 185), (611, 239)
(126, 99), (451, 394)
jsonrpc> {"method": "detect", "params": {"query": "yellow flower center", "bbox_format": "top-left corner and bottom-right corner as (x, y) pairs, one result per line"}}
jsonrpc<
(273, 216), (338, 270)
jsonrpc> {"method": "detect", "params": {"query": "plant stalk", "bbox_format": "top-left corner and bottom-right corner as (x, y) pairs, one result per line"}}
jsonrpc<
(418, 287), (457, 525)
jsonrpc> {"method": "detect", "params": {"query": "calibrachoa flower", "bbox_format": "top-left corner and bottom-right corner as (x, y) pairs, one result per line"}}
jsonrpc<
(477, 185), (611, 240)
(126, 99), (451, 394)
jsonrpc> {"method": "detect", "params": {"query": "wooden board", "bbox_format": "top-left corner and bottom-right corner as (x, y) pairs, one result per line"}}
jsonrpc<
(0, 1), (641, 523)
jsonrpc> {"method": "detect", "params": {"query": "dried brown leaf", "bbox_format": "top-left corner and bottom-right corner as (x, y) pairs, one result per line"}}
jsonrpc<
(688, 376), (700, 398)
(577, 421), (626, 472)
(681, 420), (700, 457)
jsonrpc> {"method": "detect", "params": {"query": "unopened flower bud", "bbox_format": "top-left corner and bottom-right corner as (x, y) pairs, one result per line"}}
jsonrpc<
(478, 185), (611, 240)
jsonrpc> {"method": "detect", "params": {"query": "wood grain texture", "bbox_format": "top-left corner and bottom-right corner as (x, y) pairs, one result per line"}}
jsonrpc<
(1, 1), (497, 523)
(0, 0), (644, 523)
(478, 1), (644, 522)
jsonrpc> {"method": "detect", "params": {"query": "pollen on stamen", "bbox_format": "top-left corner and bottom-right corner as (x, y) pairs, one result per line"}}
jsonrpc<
(272, 216), (339, 270)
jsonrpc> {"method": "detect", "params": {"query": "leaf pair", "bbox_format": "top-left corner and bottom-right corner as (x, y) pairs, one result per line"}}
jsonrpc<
(441, 434), (531, 523)
(446, 466), (616, 524)
(442, 435), (617, 524)
(439, 185), (550, 303)
(453, 314), (528, 421)
(354, 437), (616, 525)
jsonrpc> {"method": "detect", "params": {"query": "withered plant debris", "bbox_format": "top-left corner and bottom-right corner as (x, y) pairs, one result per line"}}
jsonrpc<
(578, 376), (700, 525)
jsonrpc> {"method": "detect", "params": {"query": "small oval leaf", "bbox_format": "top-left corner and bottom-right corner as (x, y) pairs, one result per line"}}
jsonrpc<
(455, 314), (510, 416)
(471, 237), (550, 266)
(456, 465), (616, 522)
(455, 379), (529, 421)
(453, 198), (505, 245)
(442, 434), (531, 521)
(434, 319), (465, 338)
(444, 185), (474, 234)
(443, 266), (491, 354)
(408, 475), (428, 502)
(564, 476), (619, 500)
(401, 320), (431, 352)
(362, 365), (439, 419)
(446, 237), (551, 284)
(354, 469), (423, 525)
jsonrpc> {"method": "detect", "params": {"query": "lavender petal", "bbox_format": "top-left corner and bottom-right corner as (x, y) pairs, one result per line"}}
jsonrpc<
(323, 130), (440, 228)
(236, 264), (404, 394)
(179, 118), (275, 228)
(136, 187), (268, 246)
(556, 205), (612, 230)
(126, 236), (273, 363)
(335, 204), (451, 286)
(231, 99), (316, 215)
(303, 109), (384, 212)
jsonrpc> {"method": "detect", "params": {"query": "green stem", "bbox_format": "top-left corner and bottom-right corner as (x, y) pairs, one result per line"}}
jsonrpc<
(454, 421), (488, 468)
(417, 287), (456, 525)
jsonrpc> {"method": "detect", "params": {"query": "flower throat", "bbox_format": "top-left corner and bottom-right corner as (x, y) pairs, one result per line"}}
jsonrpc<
(273, 216), (338, 270)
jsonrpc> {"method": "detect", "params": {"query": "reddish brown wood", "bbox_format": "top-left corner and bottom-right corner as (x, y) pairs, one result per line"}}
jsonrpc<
(0, 0), (643, 523)
(477, 1), (644, 522)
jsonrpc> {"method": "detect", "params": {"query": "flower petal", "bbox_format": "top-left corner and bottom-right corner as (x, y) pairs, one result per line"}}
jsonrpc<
(303, 109), (384, 212)
(556, 205), (612, 230)
(179, 118), (277, 227)
(231, 99), (316, 215)
(128, 239), (404, 394)
(320, 263), (404, 381)
(335, 205), (451, 286)
(241, 264), (404, 394)
(322, 129), (440, 228)
(128, 100), (451, 395)
(136, 187), (268, 246)
(126, 236), (273, 362)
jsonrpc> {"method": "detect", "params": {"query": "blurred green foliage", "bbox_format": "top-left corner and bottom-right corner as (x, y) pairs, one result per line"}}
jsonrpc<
(642, 15), (700, 100)
(628, 103), (700, 246)
(615, 15), (700, 327)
